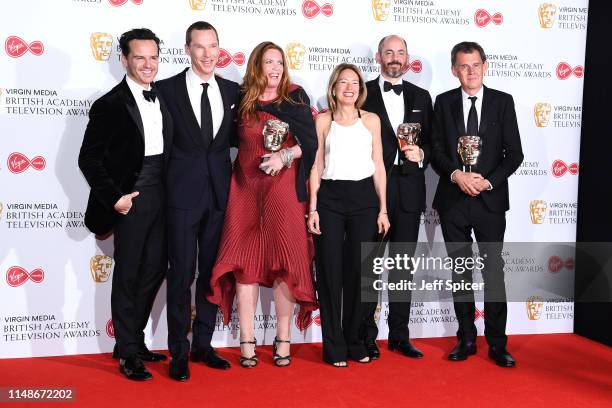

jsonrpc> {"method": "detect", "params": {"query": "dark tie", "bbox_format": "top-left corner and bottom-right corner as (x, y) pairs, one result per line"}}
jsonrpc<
(383, 81), (402, 95)
(200, 83), (213, 146)
(467, 96), (478, 135)
(142, 89), (156, 102)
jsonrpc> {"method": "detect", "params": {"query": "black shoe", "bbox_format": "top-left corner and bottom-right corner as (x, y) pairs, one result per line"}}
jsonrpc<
(169, 358), (190, 381)
(191, 348), (231, 370)
(488, 346), (516, 368)
(239, 339), (258, 368)
(272, 337), (292, 367)
(388, 339), (424, 358)
(364, 339), (380, 360)
(448, 340), (477, 361)
(119, 355), (152, 381)
(112, 344), (167, 362)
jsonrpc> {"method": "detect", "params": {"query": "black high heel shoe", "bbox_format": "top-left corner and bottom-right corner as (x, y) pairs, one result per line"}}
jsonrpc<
(239, 339), (258, 368)
(272, 337), (291, 367)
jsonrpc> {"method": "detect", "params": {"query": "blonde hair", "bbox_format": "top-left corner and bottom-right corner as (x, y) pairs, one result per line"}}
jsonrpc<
(326, 63), (367, 113)
(239, 41), (293, 123)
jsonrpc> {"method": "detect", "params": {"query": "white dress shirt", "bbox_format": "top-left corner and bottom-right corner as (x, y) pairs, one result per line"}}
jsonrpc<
(186, 67), (224, 138)
(378, 75), (423, 167)
(461, 86), (484, 133)
(125, 75), (163, 156)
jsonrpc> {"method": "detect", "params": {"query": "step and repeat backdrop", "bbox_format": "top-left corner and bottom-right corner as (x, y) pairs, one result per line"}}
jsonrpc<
(0, 0), (587, 358)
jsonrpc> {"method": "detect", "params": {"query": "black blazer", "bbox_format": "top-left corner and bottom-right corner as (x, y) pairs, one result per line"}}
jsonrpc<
(431, 86), (524, 213)
(78, 77), (173, 235)
(156, 68), (240, 210)
(362, 77), (433, 212)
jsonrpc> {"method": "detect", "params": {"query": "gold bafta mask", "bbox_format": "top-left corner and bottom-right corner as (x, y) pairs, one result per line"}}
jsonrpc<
(189, 0), (207, 10)
(457, 136), (482, 167)
(90, 255), (113, 283)
(286, 43), (306, 70)
(372, 0), (391, 21)
(538, 3), (557, 29)
(90, 32), (114, 61)
(526, 296), (544, 320)
(534, 102), (552, 128)
(529, 200), (547, 224)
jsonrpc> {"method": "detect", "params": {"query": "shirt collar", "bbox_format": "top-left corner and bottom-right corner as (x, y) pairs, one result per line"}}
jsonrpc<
(125, 74), (152, 100)
(187, 67), (218, 90)
(461, 86), (484, 102)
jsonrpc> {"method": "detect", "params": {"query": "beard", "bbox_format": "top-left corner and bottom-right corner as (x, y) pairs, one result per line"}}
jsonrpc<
(382, 61), (404, 78)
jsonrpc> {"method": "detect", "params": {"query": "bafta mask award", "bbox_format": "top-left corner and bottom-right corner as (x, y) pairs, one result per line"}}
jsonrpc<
(396, 123), (421, 150)
(457, 136), (482, 172)
(262, 119), (289, 162)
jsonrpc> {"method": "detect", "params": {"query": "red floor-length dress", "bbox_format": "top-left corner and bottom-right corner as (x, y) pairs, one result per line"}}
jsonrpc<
(207, 101), (318, 326)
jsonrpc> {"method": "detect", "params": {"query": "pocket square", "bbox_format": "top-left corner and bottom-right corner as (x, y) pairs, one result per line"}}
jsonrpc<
(412, 109), (421, 112)
(230, 104), (235, 109)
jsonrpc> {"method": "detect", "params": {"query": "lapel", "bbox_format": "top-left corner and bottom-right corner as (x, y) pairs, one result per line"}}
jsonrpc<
(210, 75), (230, 149)
(369, 77), (395, 135)
(450, 87), (466, 137)
(175, 68), (205, 147)
(157, 92), (173, 162)
(121, 77), (145, 140)
(478, 85), (493, 136)
(401, 80), (415, 123)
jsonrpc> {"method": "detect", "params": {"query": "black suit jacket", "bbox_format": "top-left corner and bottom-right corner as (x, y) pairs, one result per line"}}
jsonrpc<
(362, 77), (433, 212)
(431, 86), (524, 213)
(78, 77), (173, 235)
(156, 68), (240, 210)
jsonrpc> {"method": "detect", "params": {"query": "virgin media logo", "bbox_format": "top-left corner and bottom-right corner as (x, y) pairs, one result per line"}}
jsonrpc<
(216, 49), (245, 68)
(551, 160), (578, 177)
(556, 62), (583, 80)
(6, 266), (45, 287)
(474, 9), (503, 27)
(548, 256), (574, 273)
(302, 0), (333, 19)
(5, 36), (44, 58)
(7, 152), (46, 174)
(108, 0), (143, 6)
(106, 319), (115, 337)
(407, 59), (422, 73)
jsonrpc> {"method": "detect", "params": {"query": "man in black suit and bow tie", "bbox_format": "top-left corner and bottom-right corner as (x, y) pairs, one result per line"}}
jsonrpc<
(79, 28), (172, 380)
(156, 21), (240, 381)
(431, 41), (523, 367)
(361, 35), (433, 360)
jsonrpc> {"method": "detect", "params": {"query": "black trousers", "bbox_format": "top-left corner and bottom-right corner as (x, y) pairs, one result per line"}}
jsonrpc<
(112, 183), (166, 359)
(167, 179), (225, 359)
(361, 169), (422, 342)
(439, 196), (507, 348)
(314, 178), (379, 363)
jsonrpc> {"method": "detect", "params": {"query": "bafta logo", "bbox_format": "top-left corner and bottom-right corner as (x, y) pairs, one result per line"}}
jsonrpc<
(90, 32), (113, 61)
(90, 255), (113, 283)
(529, 200), (547, 224)
(526, 296), (544, 320)
(188, 0), (207, 10)
(286, 43), (306, 70)
(534, 102), (552, 128)
(372, 0), (391, 21)
(0, 202), (3, 220)
(373, 303), (382, 325)
(538, 3), (557, 29)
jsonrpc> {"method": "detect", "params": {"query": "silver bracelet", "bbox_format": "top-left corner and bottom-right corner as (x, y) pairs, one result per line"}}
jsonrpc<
(280, 148), (294, 168)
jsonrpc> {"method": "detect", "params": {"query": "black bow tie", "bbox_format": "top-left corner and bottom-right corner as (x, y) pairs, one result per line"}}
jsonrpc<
(142, 89), (157, 103)
(383, 81), (402, 95)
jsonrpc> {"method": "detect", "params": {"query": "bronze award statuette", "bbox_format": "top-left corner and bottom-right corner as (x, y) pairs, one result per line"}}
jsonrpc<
(396, 122), (421, 150)
(457, 135), (482, 172)
(262, 119), (289, 162)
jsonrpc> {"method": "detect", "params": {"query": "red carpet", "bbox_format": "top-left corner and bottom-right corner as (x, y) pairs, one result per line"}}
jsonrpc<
(1, 334), (610, 407)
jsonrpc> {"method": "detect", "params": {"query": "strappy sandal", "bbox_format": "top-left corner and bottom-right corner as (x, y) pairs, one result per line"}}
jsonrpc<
(239, 339), (258, 368)
(272, 337), (292, 367)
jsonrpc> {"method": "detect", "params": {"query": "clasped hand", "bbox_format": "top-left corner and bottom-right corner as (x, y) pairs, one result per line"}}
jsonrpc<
(454, 171), (489, 197)
(259, 152), (283, 176)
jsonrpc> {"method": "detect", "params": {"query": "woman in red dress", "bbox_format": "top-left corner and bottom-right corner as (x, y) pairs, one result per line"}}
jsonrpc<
(207, 41), (318, 367)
